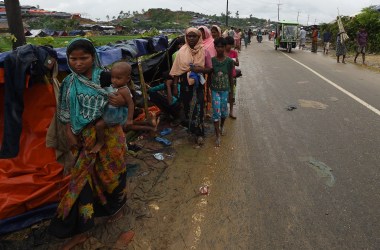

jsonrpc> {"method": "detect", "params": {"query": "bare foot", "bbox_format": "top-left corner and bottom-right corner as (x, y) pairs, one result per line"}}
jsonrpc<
(215, 136), (221, 147)
(90, 141), (104, 154)
(60, 233), (89, 250)
(114, 230), (135, 249)
(150, 113), (160, 129)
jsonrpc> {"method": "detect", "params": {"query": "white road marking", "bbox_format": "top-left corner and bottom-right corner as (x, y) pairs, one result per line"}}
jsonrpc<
(282, 52), (380, 117)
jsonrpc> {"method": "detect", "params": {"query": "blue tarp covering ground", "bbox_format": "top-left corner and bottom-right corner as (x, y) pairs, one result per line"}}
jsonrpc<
(0, 203), (57, 235)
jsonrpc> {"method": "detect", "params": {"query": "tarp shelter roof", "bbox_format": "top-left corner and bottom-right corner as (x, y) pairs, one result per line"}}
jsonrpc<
(27, 29), (47, 37)
(42, 29), (58, 36)
(55, 35), (169, 71)
(68, 30), (85, 36)
(57, 31), (68, 36)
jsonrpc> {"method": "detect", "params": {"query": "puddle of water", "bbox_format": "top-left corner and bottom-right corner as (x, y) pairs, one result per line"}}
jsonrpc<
(300, 157), (335, 187)
(297, 81), (310, 84)
(329, 97), (339, 102)
(298, 99), (328, 110)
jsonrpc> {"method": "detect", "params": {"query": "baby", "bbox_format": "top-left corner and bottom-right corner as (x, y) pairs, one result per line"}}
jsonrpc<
(91, 61), (134, 153)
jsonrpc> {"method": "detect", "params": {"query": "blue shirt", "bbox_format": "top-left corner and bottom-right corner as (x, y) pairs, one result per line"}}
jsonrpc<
(323, 32), (332, 42)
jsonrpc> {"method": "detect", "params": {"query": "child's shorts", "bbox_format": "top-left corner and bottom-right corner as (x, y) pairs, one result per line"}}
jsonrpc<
(212, 90), (229, 121)
(103, 105), (128, 126)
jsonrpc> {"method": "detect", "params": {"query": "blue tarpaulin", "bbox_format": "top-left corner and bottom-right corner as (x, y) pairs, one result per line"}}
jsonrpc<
(4, 35), (170, 72)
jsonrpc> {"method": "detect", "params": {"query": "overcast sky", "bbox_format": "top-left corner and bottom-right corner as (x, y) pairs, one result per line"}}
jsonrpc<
(20, 0), (378, 25)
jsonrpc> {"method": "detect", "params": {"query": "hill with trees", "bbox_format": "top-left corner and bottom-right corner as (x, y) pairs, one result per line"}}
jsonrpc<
(25, 8), (268, 32)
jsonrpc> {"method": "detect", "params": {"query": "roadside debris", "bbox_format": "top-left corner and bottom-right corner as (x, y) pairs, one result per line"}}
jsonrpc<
(199, 185), (209, 195)
(160, 128), (173, 136)
(153, 153), (165, 161)
(286, 105), (297, 111)
(155, 137), (172, 146)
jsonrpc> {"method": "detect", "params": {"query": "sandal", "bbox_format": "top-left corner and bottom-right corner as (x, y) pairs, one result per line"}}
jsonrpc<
(155, 136), (172, 146)
(160, 128), (173, 136)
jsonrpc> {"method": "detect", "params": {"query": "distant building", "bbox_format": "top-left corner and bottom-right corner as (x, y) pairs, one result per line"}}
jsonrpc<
(0, 1), (71, 19)
(189, 17), (221, 26)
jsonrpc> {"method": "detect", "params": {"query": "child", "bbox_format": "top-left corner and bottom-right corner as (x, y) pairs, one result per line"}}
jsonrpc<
(225, 36), (239, 119)
(210, 37), (234, 147)
(91, 61), (134, 153)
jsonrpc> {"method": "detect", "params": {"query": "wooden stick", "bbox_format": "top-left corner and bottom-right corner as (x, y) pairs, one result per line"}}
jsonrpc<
(137, 57), (149, 119)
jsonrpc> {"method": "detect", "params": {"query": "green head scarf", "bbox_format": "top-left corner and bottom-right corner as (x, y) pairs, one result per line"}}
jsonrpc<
(58, 38), (108, 134)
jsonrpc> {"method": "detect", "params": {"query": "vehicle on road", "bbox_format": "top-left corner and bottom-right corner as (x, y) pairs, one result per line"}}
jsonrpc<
(274, 21), (299, 53)
(257, 29), (263, 43)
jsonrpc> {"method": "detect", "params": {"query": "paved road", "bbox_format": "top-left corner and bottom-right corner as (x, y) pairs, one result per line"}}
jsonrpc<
(217, 42), (380, 249)
(134, 39), (380, 249)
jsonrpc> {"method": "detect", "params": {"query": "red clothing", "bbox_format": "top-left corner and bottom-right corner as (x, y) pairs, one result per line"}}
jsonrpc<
(227, 50), (238, 77)
(312, 30), (318, 42)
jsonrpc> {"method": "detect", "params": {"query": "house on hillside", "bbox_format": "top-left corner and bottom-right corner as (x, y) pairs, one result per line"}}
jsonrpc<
(79, 24), (101, 31)
(68, 30), (86, 36)
(43, 29), (58, 36)
(57, 31), (68, 36)
(189, 17), (221, 26)
(115, 25), (127, 34)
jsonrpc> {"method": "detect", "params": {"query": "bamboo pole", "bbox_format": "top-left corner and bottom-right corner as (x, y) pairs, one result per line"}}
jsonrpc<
(137, 57), (149, 119)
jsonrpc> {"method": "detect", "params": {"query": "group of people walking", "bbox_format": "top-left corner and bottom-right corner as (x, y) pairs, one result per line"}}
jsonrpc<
(48, 24), (246, 249)
(301, 25), (368, 65)
(169, 25), (242, 147)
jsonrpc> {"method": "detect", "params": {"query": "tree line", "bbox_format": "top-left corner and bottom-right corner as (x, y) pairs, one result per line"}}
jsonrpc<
(319, 7), (380, 53)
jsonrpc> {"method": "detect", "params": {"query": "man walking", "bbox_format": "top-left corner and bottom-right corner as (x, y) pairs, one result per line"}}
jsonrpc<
(354, 27), (368, 65)
(311, 26), (318, 53)
(323, 30), (332, 54)
(299, 27), (306, 50)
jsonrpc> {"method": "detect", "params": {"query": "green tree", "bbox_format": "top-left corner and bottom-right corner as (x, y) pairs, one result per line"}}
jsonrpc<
(349, 7), (380, 52)
(319, 7), (380, 53)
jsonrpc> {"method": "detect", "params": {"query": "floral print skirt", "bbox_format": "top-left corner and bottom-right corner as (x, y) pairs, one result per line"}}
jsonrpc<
(49, 124), (127, 238)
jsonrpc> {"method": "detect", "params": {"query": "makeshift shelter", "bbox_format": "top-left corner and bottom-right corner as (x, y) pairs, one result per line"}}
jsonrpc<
(42, 29), (58, 36)
(27, 29), (48, 37)
(57, 31), (68, 36)
(0, 35), (177, 235)
(68, 30), (85, 36)
(24, 29), (32, 36)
